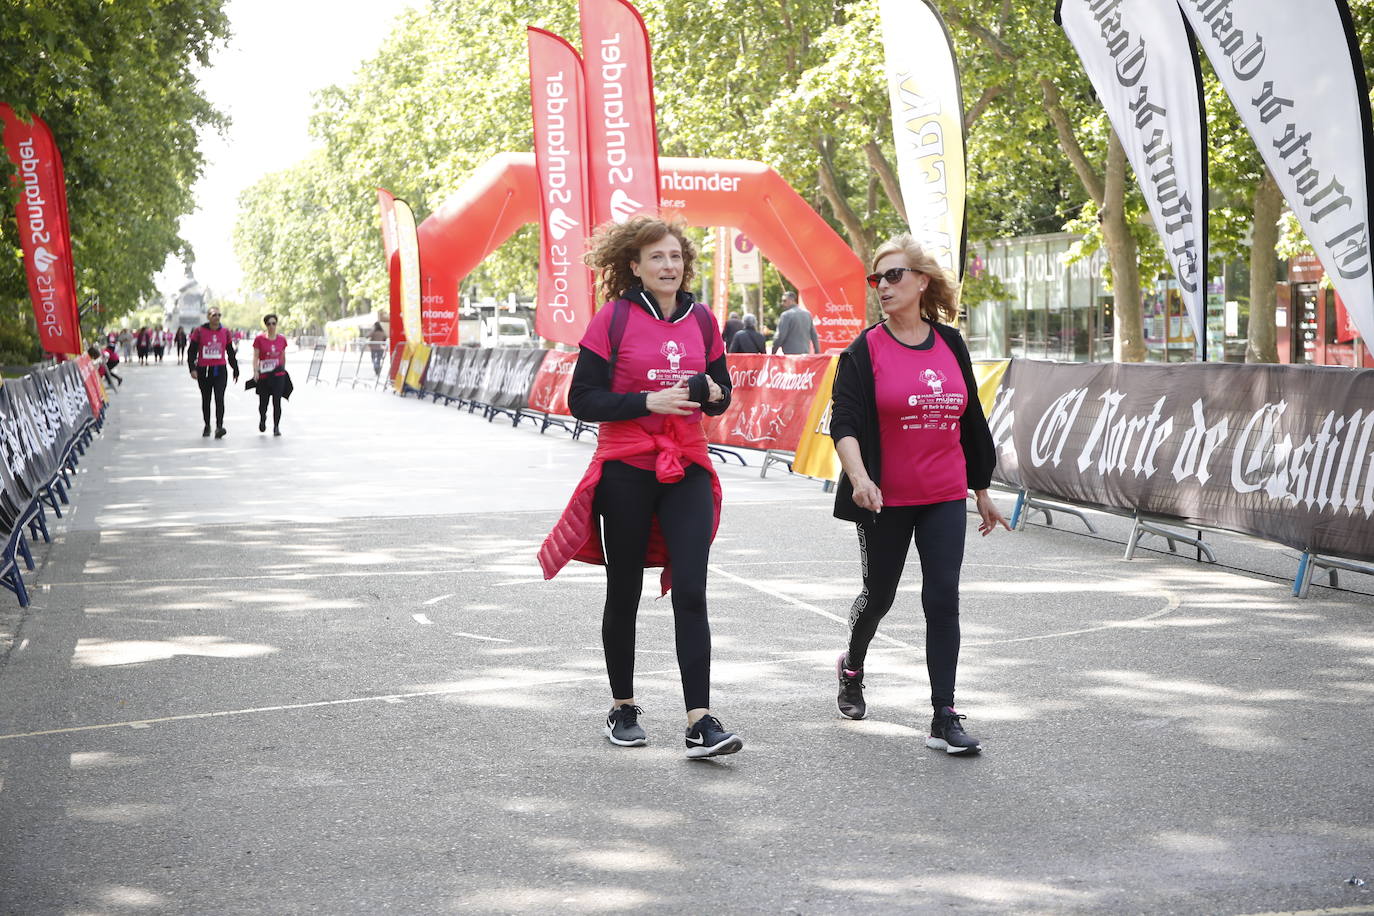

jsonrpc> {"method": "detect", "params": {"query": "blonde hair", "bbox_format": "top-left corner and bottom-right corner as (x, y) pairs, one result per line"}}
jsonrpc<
(871, 234), (960, 324)
(584, 216), (697, 305)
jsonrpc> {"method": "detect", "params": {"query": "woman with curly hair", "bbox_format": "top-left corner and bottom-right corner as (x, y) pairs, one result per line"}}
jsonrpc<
(539, 215), (741, 759)
(830, 233), (1009, 755)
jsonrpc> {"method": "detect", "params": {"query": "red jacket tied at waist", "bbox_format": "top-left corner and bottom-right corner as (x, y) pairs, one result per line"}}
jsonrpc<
(538, 416), (722, 594)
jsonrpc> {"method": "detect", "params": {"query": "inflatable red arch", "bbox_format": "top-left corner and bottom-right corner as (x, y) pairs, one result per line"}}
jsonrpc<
(408, 153), (868, 352)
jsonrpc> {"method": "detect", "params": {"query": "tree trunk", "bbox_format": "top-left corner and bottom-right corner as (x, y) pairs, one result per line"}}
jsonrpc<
(864, 141), (906, 225)
(1101, 131), (1145, 362)
(1246, 169), (1283, 364)
(816, 143), (878, 322)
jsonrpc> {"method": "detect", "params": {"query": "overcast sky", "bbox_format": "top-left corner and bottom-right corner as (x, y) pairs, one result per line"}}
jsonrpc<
(156, 0), (422, 303)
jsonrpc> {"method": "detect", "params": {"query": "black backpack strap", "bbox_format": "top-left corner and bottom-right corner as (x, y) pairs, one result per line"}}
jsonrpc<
(691, 303), (716, 357)
(607, 299), (630, 380)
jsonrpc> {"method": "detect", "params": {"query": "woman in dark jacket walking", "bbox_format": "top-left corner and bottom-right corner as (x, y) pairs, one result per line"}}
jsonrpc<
(829, 233), (1009, 755)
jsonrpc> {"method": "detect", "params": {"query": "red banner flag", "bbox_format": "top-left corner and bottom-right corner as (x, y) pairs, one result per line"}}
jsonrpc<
(377, 188), (399, 262)
(579, 0), (660, 226)
(528, 28), (597, 345)
(1, 105), (81, 355)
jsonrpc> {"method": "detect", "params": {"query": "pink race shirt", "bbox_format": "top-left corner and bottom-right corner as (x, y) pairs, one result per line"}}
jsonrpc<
(580, 300), (725, 470)
(191, 326), (231, 366)
(254, 334), (287, 373)
(868, 324), (969, 506)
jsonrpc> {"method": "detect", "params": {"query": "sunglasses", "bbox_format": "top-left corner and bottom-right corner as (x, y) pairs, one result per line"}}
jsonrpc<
(866, 267), (923, 289)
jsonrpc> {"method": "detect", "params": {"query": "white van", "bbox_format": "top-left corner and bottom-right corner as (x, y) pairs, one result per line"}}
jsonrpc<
(481, 316), (533, 348)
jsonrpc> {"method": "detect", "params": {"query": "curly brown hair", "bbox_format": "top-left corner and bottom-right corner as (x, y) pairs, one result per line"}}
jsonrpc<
(871, 234), (960, 324)
(583, 216), (697, 305)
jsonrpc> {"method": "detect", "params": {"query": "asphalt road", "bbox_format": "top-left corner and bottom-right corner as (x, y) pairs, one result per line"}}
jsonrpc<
(0, 354), (1371, 915)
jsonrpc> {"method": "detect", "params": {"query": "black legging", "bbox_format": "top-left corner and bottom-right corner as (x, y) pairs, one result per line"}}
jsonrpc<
(257, 372), (285, 429)
(196, 366), (228, 429)
(846, 499), (966, 711)
(594, 460), (714, 710)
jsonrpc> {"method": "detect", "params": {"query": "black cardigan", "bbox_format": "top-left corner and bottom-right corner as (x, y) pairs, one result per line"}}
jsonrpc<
(829, 321), (996, 523)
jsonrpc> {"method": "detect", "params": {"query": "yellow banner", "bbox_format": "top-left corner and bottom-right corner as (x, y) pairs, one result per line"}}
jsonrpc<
(973, 359), (1010, 416)
(879, 0), (966, 278)
(405, 342), (431, 391)
(393, 197), (423, 346)
(791, 356), (840, 481)
(392, 342), (413, 392)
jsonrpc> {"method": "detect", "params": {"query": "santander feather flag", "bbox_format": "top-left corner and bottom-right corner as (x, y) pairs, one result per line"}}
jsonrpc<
(579, 0), (661, 227)
(1, 105), (81, 355)
(528, 28), (597, 344)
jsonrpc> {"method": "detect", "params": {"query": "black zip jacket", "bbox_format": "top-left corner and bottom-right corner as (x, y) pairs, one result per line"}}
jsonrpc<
(829, 321), (996, 523)
(569, 289), (732, 422)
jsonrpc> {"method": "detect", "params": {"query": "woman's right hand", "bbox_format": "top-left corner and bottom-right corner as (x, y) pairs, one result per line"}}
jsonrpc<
(851, 474), (883, 514)
(645, 381), (695, 416)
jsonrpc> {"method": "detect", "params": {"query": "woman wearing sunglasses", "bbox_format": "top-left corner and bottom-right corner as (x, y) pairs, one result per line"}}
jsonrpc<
(252, 313), (288, 436)
(830, 234), (1009, 755)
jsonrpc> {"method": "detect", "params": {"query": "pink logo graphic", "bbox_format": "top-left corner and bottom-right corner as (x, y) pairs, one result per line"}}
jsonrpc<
(921, 368), (947, 396)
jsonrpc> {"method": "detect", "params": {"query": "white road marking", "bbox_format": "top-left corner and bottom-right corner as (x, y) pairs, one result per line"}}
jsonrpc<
(708, 563), (914, 649)
(456, 632), (512, 643)
(422, 593), (455, 606)
(411, 613), (433, 625)
(1234, 907), (1374, 916)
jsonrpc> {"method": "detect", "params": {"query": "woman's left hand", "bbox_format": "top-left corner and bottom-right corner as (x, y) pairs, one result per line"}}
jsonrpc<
(974, 490), (1011, 536)
(706, 376), (724, 402)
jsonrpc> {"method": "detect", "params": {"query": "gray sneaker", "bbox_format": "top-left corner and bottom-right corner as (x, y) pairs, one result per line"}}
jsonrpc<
(604, 704), (647, 747)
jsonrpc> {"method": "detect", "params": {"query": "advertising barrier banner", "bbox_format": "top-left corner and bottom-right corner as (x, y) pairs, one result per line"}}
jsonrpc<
(527, 350), (579, 416)
(455, 348), (493, 402)
(791, 356), (840, 480)
(421, 347), (451, 395)
(404, 343), (431, 391)
(481, 348), (549, 410)
(988, 359), (1374, 562)
(702, 355), (831, 452)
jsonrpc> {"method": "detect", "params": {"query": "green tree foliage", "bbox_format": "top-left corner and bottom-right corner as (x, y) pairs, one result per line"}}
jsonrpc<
(238, 0), (1374, 362)
(0, 0), (229, 360)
